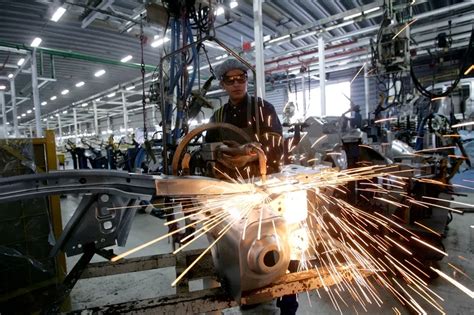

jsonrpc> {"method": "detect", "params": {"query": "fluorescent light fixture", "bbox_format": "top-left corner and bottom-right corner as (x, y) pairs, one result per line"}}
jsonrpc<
(50, 96), (57, 100)
(50, 116), (53, 119)
(7, 73), (13, 79)
(0, 85), (6, 90)
(51, 7), (66, 22)
(75, 81), (85, 87)
(61, 89), (69, 95)
(267, 34), (290, 44)
(125, 85), (135, 90)
(81, 102), (88, 107)
(107, 92), (116, 98)
(230, 1), (238, 9)
(95, 97), (101, 102)
(364, 7), (380, 14)
(17, 116), (21, 119)
(62, 110), (67, 114)
(17, 58), (25, 66)
(27, 109), (32, 114)
(121, 55), (132, 62)
(151, 37), (170, 48)
(43, 118), (47, 122)
(343, 12), (362, 20)
(216, 53), (228, 60)
(94, 69), (106, 77)
(55, 113), (59, 117)
(215, 6), (224, 16)
(21, 113), (26, 117)
(30, 37), (42, 47)
(41, 101), (47, 106)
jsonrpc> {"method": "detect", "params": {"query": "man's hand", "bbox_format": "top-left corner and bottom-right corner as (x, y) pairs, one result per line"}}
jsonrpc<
(216, 142), (266, 170)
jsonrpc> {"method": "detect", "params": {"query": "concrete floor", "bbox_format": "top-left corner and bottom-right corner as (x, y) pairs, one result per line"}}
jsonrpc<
(62, 173), (474, 314)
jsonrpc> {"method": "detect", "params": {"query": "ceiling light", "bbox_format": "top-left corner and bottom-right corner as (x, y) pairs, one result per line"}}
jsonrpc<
(0, 85), (6, 90)
(61, 89), (69, 95)
(95, 97), (101, 102)
(343, 12), (362, 21)
(17, 58), (25, 66)
(27, 110), (32, 114)
(81, 102), (88, 107)
(230, 0), (238, 9)
(30, 37), (42, 47)
(364, 7), (380, 14)
(125, 85), (135, 91)
(151, 37), (170, 48)
(216, 53), (228, 60)
(121, 55), (132, 62)
(94, 69), (106, 77)
(21, 113), (26, 117)
(215, 6), (224, 16)
(50, 96), (57, 100)
(107, 92), (116, 98)
(63, 110), (67, 114)
(267, 34), (290, 44)
(55, 113), (59, 117)
(41, 101), (47, 106)
(51, 7), (66, 22)
(75, 81), (85, 87)
(43, 118), (47, 122)
(17, 116), (21, 119)
(7, 73), (13, 79)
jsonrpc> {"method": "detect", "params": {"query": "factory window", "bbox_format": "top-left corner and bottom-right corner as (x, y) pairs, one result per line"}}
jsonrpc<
(288, 81), (351, 118)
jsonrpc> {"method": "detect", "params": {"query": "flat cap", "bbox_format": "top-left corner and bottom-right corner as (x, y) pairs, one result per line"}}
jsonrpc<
(215, 58), (248, 80)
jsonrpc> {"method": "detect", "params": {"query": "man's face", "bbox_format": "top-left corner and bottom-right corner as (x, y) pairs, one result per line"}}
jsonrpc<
(221, 69), (248, 102)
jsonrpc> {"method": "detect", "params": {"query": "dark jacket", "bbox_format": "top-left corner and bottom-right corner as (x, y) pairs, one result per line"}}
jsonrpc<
(205, 93), (283, 174)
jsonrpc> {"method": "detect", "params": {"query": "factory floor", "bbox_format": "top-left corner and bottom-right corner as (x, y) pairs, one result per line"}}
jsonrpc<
(62, 172), (474, 314)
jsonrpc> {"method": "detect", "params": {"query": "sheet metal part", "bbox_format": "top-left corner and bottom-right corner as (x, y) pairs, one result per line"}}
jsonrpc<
(208, 206), (291, 301)
(0, 170), (256, 203)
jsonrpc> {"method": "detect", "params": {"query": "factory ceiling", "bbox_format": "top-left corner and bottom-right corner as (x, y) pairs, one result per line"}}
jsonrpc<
(0, 0), (472, 130)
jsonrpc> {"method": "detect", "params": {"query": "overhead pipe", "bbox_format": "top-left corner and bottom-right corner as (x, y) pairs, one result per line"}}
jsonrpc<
(266, 13), (472, 71)
(0, 40), (156, 72)
(264, 2), (473, 61)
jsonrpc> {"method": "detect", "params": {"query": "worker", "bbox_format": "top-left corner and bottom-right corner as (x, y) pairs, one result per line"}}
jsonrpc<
(205, 57), (283, 178)
(205, 58), (298, 314)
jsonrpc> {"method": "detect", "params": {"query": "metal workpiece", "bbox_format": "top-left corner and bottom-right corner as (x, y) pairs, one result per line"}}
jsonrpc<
(209, 206), (290, 301)
(0, 170), (158, 202)
(0, 170), (258, 203)
(155, 176), (255, 196)
(50, 193), (139, 257)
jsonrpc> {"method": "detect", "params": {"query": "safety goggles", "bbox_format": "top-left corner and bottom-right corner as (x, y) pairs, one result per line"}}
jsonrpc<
(222, 73), (248, 85)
